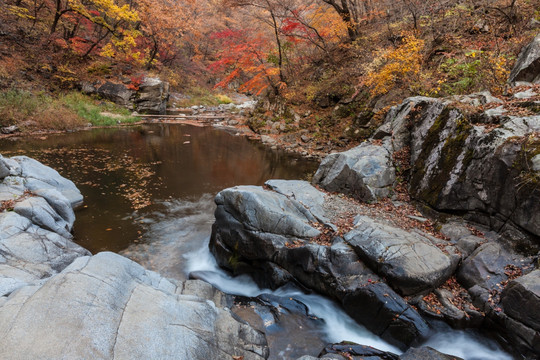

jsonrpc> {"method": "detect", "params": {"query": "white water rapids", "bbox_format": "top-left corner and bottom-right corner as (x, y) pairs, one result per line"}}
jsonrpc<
(121, 195), (514, 360)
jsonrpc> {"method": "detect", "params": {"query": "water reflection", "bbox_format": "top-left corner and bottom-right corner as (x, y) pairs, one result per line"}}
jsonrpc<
(0, 124), (318, 253)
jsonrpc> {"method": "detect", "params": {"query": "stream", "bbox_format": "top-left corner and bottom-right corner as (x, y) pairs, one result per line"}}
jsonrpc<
(0, 123), (513, 360)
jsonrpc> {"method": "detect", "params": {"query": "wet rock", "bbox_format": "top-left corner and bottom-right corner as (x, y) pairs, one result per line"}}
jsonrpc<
(345, 216), (456, 295)
(457, 242), (530, 300)
(210, 182), (429, 348)
(320, 342), (399, 359)
(0, 253), (268, 360)
(133, 77), (169, 114)
(342, 282), (429, 348)
(509, 33), (540, 84)
(399, 346), (463, 360)
(313, 143), (396, 202)
(97, 81), (134, 107)
(501, 270), (540, 332)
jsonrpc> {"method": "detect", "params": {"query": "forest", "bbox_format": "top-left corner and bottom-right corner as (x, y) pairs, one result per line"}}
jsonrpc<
(1, 0), (538, 142)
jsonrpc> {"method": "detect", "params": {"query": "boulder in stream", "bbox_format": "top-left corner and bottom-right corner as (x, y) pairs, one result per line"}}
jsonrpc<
(210, 180), (430, 348)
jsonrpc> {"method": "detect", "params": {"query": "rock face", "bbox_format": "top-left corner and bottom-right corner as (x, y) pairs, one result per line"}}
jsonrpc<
(313, 142), (396, 201)
(133, 77), (170, 114)
(0, 155), (269, 360)
(80, 77), (169, 114)
(509, 34), (540, 84)
(380, 96), (540, 242)
(96, 81), (135, 106)
(210, 181), (432, 348)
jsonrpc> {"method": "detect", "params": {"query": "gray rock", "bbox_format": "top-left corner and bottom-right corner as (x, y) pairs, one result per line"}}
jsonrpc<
(0, 252), (268, 360)
(440, 222), (472, 241)
(452, 91), (504, 107)
(210, 183), (429, 348)
(399, 346), (463, 360)
(14, 196), (72, 238)
(97, 81), (134, 107)
(345, 216), (456, 295)
(501, 270), (540, 332)
(509, 34), (540, 84)
(457, 242), (531, 309)
(532, 154), (540, 171)
(513, 88), (538, 99)
(382, 95), (540, 240)
(265, 180), (331, 227)
(313, 143), (396, 202)
(13, 156), (83, 207)
(133, 77), (169, 114)
(0, 155), (10, 179)
(0, 211), (90, 279)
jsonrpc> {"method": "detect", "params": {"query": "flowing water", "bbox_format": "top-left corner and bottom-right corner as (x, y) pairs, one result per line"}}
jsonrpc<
(0, 124), (513, 360)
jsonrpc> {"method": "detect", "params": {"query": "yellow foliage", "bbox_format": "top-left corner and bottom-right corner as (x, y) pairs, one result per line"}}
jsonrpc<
(364, 34), (425, 97)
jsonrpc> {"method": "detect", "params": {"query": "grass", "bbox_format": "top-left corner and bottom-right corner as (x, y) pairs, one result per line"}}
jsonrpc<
(61, 92), (139, 126)
(0, 90), (139, 130)
(173, 86), (235, 107)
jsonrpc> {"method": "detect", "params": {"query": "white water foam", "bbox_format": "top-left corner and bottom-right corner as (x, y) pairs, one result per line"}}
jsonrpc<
(184, 238), (513, 360)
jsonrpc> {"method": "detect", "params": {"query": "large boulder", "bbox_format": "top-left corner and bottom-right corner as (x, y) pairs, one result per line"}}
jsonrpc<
(313, 142), (396, 202)
(509, 34), (540, 84)
(501, 270), (540, 332)
(380, 97), (540, 242)
(0, 252), (268, 360)
(133, 77), (170, 114)
(345, 216), (457, 295)
(96, 81), (135, 107)
(210, 181), (430, 348)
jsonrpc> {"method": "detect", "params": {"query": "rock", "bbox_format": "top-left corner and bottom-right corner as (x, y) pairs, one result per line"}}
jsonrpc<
(452, 91), (503, 107)
(501, 270), (540, 332)
(80, 81), (97, 95)
(345, 216), (456, 295)
(457, 242), (530, 299)
(1, 125), (19, 134)
(13, 196), (72, 238)
(513, 88), (538, 99)
(133, 77), (170, 114)
(210, 183), (429, 348)
(313, 143), (396, 202)
(97, 81), (134, 107)
(532, 154), (540, 171)
(342, 282), (429, 348)
(440, 222), (472, 241)
(0, 252), (268, 360)
(455, 235), (484, 258)
(382, 96), (540, 241)
(509, 34), (540, 84)
(12, 156), (83, 207)
(399, 346), (463, 360)
(301, 135), (311, 143)
(0, 155), (10, 179)
(0, 211), (90, 280)
(319, 342), (399, 359)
